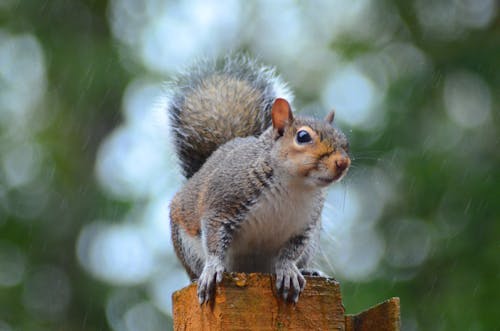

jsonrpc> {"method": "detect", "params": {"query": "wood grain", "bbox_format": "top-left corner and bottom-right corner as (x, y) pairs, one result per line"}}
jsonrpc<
(172, 273), (400, 331)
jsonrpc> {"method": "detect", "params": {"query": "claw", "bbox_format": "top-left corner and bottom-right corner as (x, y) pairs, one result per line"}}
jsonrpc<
(216, 269), (224, 283)
(275, 260), (306, 302)
(275, 271), (283, 290)
(298, 274), (305, 291)
(198, 287), (205, 305)
(292, 275), (300, 296)
(197, 256), (225, 304)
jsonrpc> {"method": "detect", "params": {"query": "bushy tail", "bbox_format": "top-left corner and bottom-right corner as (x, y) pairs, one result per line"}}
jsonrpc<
(168, 56), (293, 178)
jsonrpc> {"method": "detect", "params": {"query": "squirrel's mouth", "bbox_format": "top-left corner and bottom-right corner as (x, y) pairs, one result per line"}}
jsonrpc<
(316, 176), (336, 185)
(315, 171), (348, 186)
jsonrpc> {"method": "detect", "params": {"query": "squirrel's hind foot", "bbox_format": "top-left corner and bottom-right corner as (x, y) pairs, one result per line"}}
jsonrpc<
(300, 268), (327, 277)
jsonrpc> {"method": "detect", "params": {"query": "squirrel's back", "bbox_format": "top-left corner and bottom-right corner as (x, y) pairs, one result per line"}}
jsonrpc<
(168, 56), (293, 178)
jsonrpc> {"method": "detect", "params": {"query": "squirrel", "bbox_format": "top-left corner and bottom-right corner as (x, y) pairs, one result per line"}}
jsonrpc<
(168, 56), (350, 304)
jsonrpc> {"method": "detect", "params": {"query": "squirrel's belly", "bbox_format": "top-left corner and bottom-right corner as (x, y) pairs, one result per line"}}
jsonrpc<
(226, 188), (315, 272)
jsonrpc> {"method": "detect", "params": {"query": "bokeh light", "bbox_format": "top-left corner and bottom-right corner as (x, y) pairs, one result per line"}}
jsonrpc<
(443, 70), (492, 129)
(0, 31), (46, 130)
(109, 0), (242, 73)
(0, 241), (26, 287)
(322, 63), (382, 129)
(95, 79), (177, 200)
(77, 221), (155, 285)
(22, 266), (71, 320)
(385, 218), (434, 269)
(414, 0), (497, 40)
(1, 1), (498, 330)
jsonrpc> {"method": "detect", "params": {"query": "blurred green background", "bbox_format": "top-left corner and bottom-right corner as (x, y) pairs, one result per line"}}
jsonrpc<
(0, 0), (498, 330)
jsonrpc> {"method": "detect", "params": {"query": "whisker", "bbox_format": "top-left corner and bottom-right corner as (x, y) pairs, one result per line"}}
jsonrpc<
(351, 156), (382, 161)
(317, 240), (336, 275)
(351, 150), (386, 156)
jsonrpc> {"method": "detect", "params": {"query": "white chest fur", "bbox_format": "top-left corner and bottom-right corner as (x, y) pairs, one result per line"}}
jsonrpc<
(226, 180), (320, 272)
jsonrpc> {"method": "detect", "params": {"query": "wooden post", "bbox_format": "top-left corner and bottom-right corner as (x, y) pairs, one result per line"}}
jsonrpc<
(172, 273), (400, 331)
(345, 298), (401, 331)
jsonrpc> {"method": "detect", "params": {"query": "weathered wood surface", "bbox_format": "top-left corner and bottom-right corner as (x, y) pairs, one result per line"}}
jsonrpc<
(345, 297), (401, 331)
(172, 273), (400, 331)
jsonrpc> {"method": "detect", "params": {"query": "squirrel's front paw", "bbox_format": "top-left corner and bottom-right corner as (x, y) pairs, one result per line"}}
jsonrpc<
(275, 260), (306, 303)
(197, 257), (225, 304)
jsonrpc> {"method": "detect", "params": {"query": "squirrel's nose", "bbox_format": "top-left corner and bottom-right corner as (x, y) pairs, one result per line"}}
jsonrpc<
(335, 157), (350, 173)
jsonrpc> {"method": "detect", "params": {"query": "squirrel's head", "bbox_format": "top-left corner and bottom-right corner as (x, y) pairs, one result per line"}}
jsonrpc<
(271, 98), (350, 188)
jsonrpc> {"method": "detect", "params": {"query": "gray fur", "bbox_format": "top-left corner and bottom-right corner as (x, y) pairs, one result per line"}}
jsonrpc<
(168, 55), (293, 178)
(168, 56), (350, 304)
(171, 128), (326, 303)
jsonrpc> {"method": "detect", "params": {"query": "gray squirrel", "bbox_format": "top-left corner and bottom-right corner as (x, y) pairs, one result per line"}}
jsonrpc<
(168, 56), (350, 304)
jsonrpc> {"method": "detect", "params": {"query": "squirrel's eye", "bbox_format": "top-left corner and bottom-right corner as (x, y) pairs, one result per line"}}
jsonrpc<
(296, 130), (312, 144)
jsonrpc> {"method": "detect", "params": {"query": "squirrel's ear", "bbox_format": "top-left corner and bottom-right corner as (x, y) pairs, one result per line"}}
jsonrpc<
(325, 110), (335, 124)
(272, 98), (294, 136)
